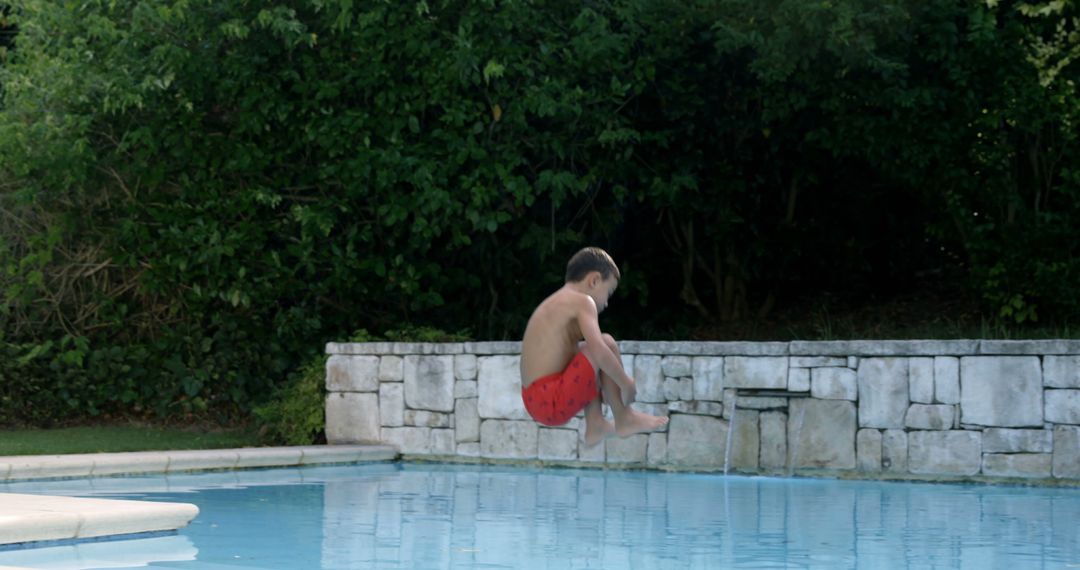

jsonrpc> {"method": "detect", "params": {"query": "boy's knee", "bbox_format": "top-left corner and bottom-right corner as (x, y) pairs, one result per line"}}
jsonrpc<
(602, 333), (619, 352)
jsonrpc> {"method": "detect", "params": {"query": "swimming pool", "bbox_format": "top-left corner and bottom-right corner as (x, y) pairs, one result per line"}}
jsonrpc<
(1, 463), (1078, 569)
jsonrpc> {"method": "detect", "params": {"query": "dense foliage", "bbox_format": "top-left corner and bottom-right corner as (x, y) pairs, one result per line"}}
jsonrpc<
(1, 0), (1077, 426)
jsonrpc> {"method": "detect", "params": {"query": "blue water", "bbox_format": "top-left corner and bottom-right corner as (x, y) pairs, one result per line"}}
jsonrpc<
(1, 463), (1078, 569)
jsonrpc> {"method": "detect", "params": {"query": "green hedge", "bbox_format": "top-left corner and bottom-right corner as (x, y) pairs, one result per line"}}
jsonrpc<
(1, 0), (1077, 424)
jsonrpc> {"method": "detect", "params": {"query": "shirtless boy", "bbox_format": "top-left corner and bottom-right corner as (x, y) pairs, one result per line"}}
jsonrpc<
(520, 247), (669, 446)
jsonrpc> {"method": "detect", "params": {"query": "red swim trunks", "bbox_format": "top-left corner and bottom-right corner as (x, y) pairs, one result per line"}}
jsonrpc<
(521, 352), (598, 427)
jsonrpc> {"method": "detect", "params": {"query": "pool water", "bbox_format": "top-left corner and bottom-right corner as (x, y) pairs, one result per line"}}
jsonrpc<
(1, 463), (1078, 569)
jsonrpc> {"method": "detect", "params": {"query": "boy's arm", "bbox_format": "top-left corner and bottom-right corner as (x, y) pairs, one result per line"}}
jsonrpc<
(575, 295), (637, 404)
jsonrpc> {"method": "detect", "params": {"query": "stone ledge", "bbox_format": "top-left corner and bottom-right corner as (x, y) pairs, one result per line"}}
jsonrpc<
(329, 339), (1080, 357)
(0, 493), (199, 546)
(978, 340), (1080, 355)
(326, 342), (467, 355)
(791, 340), (980, 356)
(0, 445), (399, 482)
(619, 341), (789, 356)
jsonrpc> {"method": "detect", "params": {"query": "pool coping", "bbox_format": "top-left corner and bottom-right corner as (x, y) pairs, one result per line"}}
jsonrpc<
(0, 444), (399, 550)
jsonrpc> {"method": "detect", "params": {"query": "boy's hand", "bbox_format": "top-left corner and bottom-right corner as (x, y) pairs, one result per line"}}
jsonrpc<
(621, 378), (637, 406)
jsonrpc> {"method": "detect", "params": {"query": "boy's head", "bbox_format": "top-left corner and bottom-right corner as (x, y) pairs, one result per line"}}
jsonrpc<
(565, 247), (621, 284)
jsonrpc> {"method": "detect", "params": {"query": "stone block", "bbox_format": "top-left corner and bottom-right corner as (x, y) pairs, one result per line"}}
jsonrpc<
(1044, 356), (1080, 388)
(982, 453), (1051, 478)
(538, 429), (578, 461)
(909, 431), (981, 476)
(788, 368), (810, 392)
(478, 355), (528, 420)
(760, 412), (787, 470)
(982, 428), (1052, 453)
(431, 429), (455, 455)
(667, 401), (724, 416)
(960, 357), (1043, 427)
(692, 357), (724, 400)
(847, 356), (859, 369)
(811, 367), (857, 400)
(725, 356), (788, 389)
(857, 429), (882, 472)
(454, 380), (477, 399)
(647, 433), (668, 465)
(662, 356), (692, 377)
(737, 397), (787, 410)
(791, 356), (848, 368)
(378, 356), (403, 382)
(326, 355), (379, 392)
(1045, 389), (1080, 424)
(381, 427), (431, 454)
(909, 358), (934, 404)
(457, 442), (480, 457)
(578, 438), (605, 463)
(326, 392), (379, 443)
(633, 355), (666, 403)
(678, 378), (694, 401)
(667, 414), (727, 469)
(663, 377), (681, 401)
(730, 409), (760, 470)
(857, 358), (909, 428)
(787, 399), (855, 470)
(1053, 426), (1080, 478)
(881, 430), (907, 473)
(607, 434), (648, 464)
(621, 354), (634, 379)
(455, 398), (479, 443)
(905, 404), (955, 430)
(404, 355), (455, 412)
(379, 383), (404, 427)
(455, 354), (478, 380)
(404, 410), (450, 428)
(480, 420), (538, 459)
(934, 357), (960, 404)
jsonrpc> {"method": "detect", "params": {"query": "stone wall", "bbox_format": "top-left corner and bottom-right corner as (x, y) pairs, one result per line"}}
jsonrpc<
(325, 340), (1080, 484)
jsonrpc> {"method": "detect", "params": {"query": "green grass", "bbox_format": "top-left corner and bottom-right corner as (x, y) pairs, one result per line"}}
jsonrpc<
(0, 424), (264, 456)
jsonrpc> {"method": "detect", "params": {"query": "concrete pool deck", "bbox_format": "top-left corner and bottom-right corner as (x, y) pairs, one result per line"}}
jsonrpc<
(0, 444), (399, 549)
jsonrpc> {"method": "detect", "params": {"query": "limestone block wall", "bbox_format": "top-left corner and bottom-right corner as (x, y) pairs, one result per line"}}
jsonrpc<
(325, 340), (1080, 483)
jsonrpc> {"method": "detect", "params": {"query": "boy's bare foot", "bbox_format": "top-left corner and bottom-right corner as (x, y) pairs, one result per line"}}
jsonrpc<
(584, 417), (616, 447)
(615, 409), (669, 438)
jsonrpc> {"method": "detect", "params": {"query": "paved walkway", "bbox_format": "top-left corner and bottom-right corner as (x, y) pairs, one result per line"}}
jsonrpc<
(0, 444), (399, 553)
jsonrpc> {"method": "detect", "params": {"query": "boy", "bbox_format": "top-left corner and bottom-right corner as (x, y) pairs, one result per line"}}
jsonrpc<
(520, 247), (668, 446)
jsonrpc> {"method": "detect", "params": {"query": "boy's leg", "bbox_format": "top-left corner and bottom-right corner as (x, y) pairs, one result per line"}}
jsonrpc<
(582, 394), (615, 446)
(590, 334), (668, 438)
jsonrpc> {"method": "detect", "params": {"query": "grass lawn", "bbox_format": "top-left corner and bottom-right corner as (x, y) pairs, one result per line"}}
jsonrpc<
(0, 424), (265, 456)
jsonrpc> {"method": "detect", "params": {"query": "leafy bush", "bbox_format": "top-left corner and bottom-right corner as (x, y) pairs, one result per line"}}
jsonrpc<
(253, 355), (326, 446)
(1, 0), (1077, 426)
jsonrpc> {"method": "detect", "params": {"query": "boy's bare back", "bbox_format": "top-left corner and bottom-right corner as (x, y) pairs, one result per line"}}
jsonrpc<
(519, 286), (592, 389)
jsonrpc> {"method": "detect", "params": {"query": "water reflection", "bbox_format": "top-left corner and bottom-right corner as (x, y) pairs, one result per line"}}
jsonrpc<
(0, 535), (196, 569)
(2, 464), (1078, 569)
(320, 466), (1080, 569)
